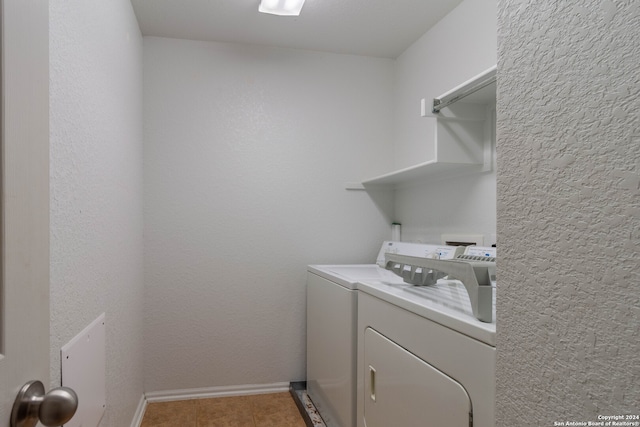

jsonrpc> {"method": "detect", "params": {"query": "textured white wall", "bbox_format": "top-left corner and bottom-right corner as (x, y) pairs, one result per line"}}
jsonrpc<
(143, 37), (394, 392)
(393, 0), (498, 243)
(49, 1), (145, 426)
(496, 1), (640, 424)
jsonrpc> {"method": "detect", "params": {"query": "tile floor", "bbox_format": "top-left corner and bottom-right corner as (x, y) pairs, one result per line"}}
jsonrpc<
(140, 392), (307, 427)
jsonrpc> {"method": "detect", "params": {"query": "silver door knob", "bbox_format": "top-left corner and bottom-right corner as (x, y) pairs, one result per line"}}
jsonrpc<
(10, 380), (78, 427)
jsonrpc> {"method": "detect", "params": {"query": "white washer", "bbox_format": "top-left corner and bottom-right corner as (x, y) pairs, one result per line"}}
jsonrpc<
(306, 241), (461, 427)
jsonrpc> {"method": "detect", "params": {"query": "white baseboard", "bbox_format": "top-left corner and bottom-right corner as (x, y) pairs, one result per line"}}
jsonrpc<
(129, 394), (147, 427)
(144, 382), (291, 403)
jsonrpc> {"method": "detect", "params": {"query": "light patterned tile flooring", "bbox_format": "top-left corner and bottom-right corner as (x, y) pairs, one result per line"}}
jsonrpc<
(140, 392), (307, 427)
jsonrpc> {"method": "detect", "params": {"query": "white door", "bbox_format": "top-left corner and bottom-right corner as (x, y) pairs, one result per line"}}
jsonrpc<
(364, 328), (472, 427)
(0, 0), (51, 424)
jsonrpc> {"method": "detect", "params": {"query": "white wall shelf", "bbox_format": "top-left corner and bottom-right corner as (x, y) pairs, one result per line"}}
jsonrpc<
(349, 66), (496, 190)
(361, 159), (484, 187)
(354, 105), (491, 189)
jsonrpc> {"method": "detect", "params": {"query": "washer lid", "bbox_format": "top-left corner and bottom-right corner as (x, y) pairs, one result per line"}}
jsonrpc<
(307, 264), (402, 290)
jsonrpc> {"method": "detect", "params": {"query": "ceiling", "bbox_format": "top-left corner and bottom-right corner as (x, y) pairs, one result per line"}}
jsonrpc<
(130, 0), (464, 59)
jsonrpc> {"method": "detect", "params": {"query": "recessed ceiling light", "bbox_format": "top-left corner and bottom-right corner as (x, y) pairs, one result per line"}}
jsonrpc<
(259, 0), (306, 16)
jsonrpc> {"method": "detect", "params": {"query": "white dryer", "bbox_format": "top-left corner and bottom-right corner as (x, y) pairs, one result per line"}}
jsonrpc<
(306, 241), (462, 427)
(356, 246), (497, 427)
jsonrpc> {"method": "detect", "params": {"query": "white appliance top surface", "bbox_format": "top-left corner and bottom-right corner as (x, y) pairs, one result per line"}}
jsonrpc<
(356, 279), (496, 346)
(307, 241), (496, 346)
(308, 264), (404, 290)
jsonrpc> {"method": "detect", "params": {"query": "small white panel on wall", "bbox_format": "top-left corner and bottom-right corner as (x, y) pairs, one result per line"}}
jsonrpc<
(61, 313), (106, 427)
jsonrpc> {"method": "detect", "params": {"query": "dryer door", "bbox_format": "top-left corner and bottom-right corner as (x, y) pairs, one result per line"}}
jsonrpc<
(364, 327), (471, 427)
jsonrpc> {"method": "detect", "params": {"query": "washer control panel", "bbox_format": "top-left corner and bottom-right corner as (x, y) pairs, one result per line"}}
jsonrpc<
(463, 246), (496, 258)
(376, 241), (463, 267)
